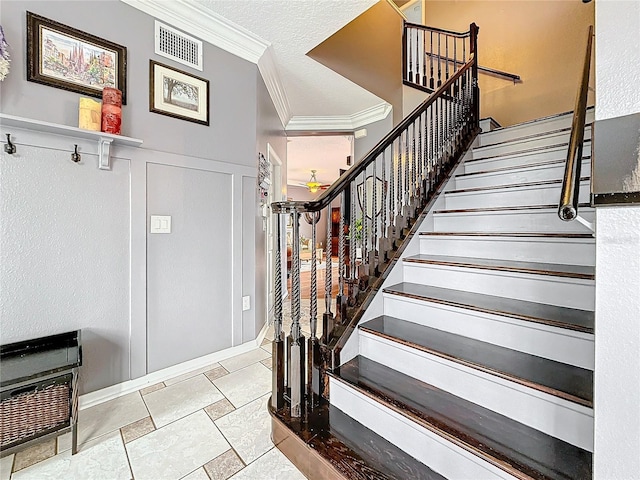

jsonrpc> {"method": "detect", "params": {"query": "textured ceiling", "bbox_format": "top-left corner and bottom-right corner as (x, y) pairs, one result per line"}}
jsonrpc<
(194, 0), (383, 118)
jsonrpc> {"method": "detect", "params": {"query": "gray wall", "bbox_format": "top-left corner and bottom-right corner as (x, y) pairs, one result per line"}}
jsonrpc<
(354, 114), (394, 161)
(0, 0), (285, 393)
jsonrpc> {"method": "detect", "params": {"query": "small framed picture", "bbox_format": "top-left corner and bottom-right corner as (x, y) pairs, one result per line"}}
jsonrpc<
(26, 11), (127, 103)
(149, 60), (209, 126)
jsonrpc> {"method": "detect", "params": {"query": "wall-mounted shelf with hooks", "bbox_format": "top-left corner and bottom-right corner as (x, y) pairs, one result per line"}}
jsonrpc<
(0, 113), (143, 170)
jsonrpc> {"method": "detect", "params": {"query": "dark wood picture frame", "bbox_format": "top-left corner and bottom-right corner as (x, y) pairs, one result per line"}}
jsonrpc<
(26, 11), (127, 104)
(149, 60), (210, 126)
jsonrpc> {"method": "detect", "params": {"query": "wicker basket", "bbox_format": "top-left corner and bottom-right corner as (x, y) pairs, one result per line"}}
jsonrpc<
(0, 375), (71, 449)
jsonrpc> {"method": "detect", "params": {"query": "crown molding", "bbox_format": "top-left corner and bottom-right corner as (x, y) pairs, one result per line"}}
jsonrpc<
(121, 0), (290, 126)
(258, 47), (292, 126)
(286, 102), (392, 132)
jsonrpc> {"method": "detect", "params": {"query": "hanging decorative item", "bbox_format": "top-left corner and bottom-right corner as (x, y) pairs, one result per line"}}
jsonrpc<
(0, 25), (10, 81)
(258, 152), (271, 204)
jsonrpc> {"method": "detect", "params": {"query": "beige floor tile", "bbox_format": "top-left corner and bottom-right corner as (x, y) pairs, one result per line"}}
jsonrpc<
(77, 391), (149, 445)
(204, 398), (235, 422)
(120, 416), (156, 443)
(12, 432), (131, 480)
(213, 363), (271, 408)
(219, 349), (271, 373)
(204, 365), (229, 383)
(260, 358), (272, 370)
(229, 448), (304, 480)
(215, 395), (272, 464)
(203, 450), (244, 480)
(181, 467), (210, 480)
(164, 364), (220, 386)
(126, 410), (229, 480)
(139, 382), (165, 396)
(13, 438), (56, 472)
(0, 454), (13, 480)
(144, 374), (224, 427)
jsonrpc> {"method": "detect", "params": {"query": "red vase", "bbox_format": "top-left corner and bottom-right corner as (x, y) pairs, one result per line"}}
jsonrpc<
(101, 87), (122, 135)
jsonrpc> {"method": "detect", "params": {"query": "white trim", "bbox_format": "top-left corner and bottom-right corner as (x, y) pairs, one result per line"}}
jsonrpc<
(79, 324), (269, 410)
(286, 102), (392, 132)
(258, 48), (292, 126)
(121, 0), (291, 127)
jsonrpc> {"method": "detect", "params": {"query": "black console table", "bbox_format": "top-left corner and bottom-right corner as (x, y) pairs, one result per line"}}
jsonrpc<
(1, 330), (82, 456)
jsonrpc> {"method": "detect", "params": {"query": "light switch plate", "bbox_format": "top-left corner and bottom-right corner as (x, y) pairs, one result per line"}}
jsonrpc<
(242, 296), (250, 311)
(150, 215), (171, 233)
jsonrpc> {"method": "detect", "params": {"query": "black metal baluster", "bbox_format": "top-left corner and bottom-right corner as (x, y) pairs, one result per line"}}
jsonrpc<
(415, 27), (421, 86)
(349, 179), (357, 303)
(289, 211), (305, 418)
(338, 194), (346, 321)
(437, 33), (442, 87)
(422, 29), (427, 87)
(369, 155), (378, 277)
(429, 31), (435, 89)
(361, 167), (368, 280)
(408, 26), (413, 83)
(323, 207), (333, 344)
(380, 149), (388, 260)
(307, 211), (319, 399)
(272, 212), (284, 410)
(388, 141), (396, 248)
(445, 34), (450, 80)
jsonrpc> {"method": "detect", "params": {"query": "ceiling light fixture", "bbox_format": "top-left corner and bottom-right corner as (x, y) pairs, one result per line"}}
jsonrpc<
(306, 170), (321, 193)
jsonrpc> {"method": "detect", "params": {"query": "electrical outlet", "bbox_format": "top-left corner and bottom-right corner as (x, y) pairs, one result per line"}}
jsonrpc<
(242, 296), (250, 311)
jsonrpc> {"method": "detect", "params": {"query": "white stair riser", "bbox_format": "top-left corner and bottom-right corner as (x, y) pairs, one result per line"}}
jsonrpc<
(455, 159), (591, 190)
(329, 379), (517, 480)
(402, 262), (594, 310)
(478, 111), (594, 146)
(382, 294), (594, 369)
(419, 236), (595, 266)
(444, 181), (590, 210)
(358, 333), (594, 451)
(464, 143), (590, 174)
(434, 209), (595, 233)
(472, 129), (591, 161)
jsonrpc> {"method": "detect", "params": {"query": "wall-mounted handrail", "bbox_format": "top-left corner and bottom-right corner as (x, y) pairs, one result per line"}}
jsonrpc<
(270, 22), (480, 419)
(558, 25), (594, 221)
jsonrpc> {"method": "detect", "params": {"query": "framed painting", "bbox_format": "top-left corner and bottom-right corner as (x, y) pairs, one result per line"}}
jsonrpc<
(149, 60), (209, 126)
(26, 12), (127, 104)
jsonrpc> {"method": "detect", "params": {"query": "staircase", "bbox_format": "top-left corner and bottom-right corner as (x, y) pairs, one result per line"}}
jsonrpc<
(327, 112), (595, 479)
(271, 112), (595, 480)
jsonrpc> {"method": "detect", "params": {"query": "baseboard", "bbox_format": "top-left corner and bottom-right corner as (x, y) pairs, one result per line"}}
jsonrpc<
(79, 324), (270, 410)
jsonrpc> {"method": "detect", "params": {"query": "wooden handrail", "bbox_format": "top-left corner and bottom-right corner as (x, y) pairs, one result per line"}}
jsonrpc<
(422, 51), (521, 83)
(273, 56), (475, 215)
(558, 25), (594, 221)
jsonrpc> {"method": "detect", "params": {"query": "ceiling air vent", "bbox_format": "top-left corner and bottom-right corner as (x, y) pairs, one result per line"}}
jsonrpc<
(154, 21), (203, 71)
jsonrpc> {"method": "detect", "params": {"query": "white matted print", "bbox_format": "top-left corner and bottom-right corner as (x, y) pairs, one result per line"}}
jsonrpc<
(149, 60), (209, 125)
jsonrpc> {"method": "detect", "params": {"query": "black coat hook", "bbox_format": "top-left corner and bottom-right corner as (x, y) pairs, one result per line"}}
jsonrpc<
(71, 144), (81, 163)
(4, 134), (16, 154)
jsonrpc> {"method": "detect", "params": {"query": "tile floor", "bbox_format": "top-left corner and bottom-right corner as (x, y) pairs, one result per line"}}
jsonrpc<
(0, 344), (306, 480)
(0, 297), (332, 480)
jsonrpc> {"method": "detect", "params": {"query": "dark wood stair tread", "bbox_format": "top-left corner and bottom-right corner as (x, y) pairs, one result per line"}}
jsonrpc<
(434, 202), (592, 214)
(446, 177), (589, 195)
(360, 315), (593, 406)
(467, 141), (590, 162)
(383, 282), (594, 333)
(456, 157), (590, 178)
(403, 254), (595, 280)
(420, 232), (594, 238)
(333, 356), (592, 480)
(270, 399), (446, 480)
